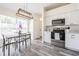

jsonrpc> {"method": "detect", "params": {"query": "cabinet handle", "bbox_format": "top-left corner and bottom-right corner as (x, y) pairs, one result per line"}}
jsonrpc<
(71, 35), (75, 38)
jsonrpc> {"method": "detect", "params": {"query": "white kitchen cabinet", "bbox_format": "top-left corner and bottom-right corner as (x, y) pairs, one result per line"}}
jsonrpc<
(69, 10), (79, 24)
(44, 31), (51, 43)
(45, 17), (52, 26)
(65, 32), (79, 51)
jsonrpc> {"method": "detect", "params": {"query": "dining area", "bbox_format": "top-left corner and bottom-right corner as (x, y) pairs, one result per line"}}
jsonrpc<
(0, 9), (32, 56)
(0, 30), (31, 56)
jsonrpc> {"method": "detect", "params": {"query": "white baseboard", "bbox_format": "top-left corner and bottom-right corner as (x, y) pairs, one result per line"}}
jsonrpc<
(65, 46), (79, 52)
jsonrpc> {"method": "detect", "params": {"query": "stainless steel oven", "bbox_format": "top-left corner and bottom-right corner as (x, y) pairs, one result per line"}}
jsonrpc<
(51, 29), (65, 41)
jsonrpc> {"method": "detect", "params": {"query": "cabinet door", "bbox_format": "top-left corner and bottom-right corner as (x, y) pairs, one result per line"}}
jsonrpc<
(69, 11), (79, 24)
(44, 31), (51, 43)
(65, 32), (79, 51)
(70, 33), (79, 50)
(45, 17), (52, 26)
(65, 32), (71, 47)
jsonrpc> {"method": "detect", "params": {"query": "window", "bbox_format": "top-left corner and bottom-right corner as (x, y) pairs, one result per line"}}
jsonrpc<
(0, 15), (29, 37)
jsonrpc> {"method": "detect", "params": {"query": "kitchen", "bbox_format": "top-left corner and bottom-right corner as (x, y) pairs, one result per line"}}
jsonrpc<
(43, 3), (79, 52)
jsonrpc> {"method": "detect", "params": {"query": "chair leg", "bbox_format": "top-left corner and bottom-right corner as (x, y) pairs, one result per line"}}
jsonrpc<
(8, 45), (10, 56)
(25, 40), (27, 48)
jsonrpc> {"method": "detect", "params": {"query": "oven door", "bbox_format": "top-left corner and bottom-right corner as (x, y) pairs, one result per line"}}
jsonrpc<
(51, 32), (54, 39)
(51, 30), (65, 41)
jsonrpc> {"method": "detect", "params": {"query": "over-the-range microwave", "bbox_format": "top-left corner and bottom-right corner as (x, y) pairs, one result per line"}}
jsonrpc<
(52, 18), (65, 26)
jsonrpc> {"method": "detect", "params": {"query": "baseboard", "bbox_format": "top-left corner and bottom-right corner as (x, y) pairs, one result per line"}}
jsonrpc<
(65, 46), (79, 52)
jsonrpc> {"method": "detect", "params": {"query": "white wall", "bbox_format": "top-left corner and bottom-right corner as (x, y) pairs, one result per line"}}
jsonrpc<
(33, 14), (42, 39)
(42, 8), (46, 43)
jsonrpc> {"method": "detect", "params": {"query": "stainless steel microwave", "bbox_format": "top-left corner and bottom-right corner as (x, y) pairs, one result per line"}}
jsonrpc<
(52, 18), (65, 26)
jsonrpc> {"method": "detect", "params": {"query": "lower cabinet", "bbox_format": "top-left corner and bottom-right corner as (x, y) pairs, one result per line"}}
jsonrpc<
(65, 32), (79, 52)
(44, 31), (51, 43)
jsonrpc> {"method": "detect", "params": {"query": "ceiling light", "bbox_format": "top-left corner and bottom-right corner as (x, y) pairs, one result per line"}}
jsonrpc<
(16, 8), (33, 19)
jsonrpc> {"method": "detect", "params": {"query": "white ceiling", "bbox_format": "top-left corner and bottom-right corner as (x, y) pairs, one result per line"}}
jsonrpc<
(0, 3), (69, 16)
(0, 3), (52, 16)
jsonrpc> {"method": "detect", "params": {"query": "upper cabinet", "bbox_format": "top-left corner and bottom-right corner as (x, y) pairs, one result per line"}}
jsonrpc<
(45, 16), (52, 26)
(69, 10), (79, 24)
(45, 4), (79, 26)
(46, 4), (79, 17)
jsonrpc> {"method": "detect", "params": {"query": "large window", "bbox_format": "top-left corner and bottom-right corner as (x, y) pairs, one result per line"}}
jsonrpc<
(16, 18), (29, 33)
(0, 15), (29, 37)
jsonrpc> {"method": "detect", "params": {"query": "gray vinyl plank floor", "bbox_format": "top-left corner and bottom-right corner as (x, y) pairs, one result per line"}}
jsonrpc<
(18, 40), (79, 56)
(1, 39), (79, 56)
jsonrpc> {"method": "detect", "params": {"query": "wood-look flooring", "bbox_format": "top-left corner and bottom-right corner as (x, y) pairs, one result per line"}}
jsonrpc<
(17, 40), (79, 56)
(0, 39), (79, 56)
